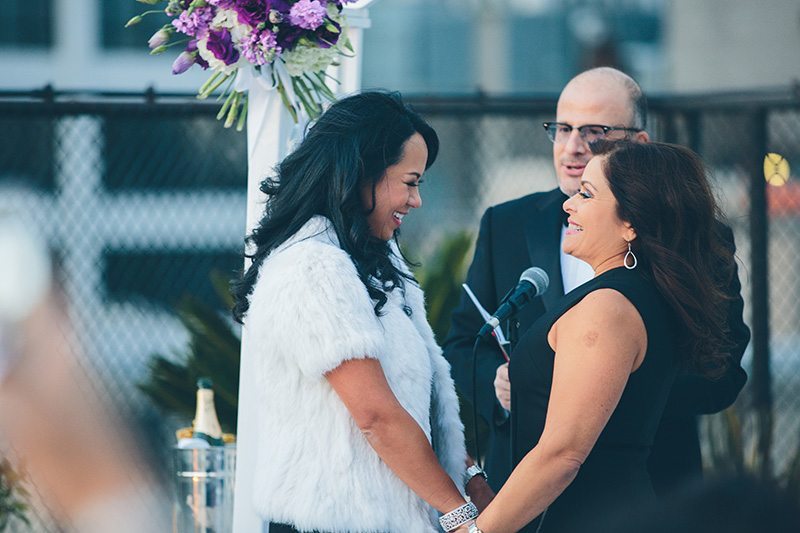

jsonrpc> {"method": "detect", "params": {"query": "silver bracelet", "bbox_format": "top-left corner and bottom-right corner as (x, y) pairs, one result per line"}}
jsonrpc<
(439, 501), (479, 531)
(465, 464), (487, 488)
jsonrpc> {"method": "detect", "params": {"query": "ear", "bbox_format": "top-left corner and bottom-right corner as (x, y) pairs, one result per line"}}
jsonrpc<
(622, 222), (637, 243)
(635, 130), (650, 143)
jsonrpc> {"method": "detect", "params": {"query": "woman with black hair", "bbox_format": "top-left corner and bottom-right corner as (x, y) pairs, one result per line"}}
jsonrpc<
(469, 141), (741, 533)
(232, 92), (487, 532)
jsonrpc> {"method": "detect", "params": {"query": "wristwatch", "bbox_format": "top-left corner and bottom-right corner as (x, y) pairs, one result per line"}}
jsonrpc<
(468, 522), (484, 533)
(465, 464), (488, 486)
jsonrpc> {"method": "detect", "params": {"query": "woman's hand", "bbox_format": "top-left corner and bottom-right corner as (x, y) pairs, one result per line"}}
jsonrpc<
(466, 475), (495, 512)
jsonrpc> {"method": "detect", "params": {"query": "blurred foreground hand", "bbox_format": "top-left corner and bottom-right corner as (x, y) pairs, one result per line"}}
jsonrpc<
(0, 212), (169, 532)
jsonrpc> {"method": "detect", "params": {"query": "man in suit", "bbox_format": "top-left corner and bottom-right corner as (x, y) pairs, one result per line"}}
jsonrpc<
(443, 67), (750, 496)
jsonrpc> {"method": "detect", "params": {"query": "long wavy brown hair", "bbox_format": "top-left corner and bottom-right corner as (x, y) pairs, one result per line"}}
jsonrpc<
(591, 140), (734, 377)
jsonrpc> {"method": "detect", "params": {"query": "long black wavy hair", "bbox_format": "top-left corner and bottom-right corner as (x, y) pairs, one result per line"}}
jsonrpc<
(591, 140), (734, 377)
(231, 91), (439, 323)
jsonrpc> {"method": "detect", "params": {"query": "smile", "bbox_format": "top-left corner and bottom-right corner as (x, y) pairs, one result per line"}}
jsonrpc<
(393, 211), (406, 225)
(565, 220), (583, 235)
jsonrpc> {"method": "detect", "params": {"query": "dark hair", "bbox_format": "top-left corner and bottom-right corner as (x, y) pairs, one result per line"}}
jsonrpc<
(590, 140), (733, 377)
(231, 91), (439, 323)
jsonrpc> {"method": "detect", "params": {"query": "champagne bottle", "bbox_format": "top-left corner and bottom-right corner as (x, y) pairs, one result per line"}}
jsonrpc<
(192, 377), (224, 446)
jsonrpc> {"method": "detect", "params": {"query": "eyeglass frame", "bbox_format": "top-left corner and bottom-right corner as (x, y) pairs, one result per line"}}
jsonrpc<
(542, 122), (643, 144)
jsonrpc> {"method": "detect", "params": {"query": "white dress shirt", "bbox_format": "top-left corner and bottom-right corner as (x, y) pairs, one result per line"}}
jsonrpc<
(560, 223), (595, 294)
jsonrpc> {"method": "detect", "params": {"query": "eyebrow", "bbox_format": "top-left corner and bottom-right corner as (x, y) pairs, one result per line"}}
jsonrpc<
(580, 180), (597, 192)
(406, 172), (422, 178)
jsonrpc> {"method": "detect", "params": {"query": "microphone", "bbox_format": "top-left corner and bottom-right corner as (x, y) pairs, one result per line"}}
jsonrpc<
(477, 267), (549, 338)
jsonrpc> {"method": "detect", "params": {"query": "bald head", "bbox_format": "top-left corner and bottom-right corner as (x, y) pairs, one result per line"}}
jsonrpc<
(562, 67), (647, 130)
(552, 67), (649, 196)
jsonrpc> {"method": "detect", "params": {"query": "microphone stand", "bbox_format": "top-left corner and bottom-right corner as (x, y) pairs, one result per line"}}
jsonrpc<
(505, 317), (519, 481)
(507, 318), (520, 353)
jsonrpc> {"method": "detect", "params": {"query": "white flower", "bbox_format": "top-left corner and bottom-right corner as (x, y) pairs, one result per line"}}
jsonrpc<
(212, 8), (252, 43)
(282, 45), (336, 76)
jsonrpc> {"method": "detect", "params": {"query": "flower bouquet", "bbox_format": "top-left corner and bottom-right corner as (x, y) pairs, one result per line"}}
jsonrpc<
(128, 0), (355, 128)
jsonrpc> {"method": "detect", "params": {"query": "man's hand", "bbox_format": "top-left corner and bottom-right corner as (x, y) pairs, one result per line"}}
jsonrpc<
(494, 362), (511, 411)
(466, 475), (495, 512)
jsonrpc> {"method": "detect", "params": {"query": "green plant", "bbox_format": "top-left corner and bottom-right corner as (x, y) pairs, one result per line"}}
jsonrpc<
(0, 457), (30, 531)
(704, 405), (800, 504)
(412, 231), (475, 344)
(139, 272), (241, 433)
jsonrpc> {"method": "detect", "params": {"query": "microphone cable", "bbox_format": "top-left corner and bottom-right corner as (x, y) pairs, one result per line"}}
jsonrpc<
(472, 335), (484, 467)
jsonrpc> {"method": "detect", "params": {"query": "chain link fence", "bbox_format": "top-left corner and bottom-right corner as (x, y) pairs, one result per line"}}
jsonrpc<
(1, 88), (798, 529)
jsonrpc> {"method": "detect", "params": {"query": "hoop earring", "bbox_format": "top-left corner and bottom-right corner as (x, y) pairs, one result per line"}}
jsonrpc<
(624, 241), (638, 270)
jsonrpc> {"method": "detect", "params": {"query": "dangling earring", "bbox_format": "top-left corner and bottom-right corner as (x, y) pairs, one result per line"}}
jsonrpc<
(624, 241), (638, 270)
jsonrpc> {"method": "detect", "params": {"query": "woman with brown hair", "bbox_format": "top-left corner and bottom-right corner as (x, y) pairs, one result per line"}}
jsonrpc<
(464, 141), (739, 533)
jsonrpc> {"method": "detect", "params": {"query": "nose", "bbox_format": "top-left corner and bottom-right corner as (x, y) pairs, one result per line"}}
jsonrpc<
(408, 187), (422, 209)
(563, 128), (588, 156)
(563, 195), (576, 214)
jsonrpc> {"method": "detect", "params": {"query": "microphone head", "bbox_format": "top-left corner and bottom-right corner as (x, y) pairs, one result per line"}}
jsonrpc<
(520, 267), (549, 295)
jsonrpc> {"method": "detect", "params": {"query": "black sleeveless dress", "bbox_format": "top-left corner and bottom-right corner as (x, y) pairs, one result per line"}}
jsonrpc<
(509, 267), (680, 533)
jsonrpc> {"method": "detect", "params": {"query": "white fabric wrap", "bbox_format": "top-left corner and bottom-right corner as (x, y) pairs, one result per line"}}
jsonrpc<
(246, 216), (466, 532)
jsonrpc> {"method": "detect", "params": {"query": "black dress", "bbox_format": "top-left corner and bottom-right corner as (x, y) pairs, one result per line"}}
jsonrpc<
(509, 267), (680, 533)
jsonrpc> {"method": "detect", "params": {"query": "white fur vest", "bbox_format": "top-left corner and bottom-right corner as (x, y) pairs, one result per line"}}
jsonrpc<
(245, 216), (466, 532)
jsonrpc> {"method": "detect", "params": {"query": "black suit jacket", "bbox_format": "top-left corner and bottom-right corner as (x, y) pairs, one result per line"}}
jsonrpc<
(442, 188), (750, 495)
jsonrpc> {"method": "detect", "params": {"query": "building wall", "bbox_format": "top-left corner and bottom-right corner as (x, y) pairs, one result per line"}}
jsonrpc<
(666, 0), (800, 91)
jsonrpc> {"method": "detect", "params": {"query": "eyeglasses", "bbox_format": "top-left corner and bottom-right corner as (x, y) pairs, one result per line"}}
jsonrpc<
(542, 122), (642, 144)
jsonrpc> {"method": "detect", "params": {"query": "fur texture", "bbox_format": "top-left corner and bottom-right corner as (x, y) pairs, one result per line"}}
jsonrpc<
(245, 216), (466, 532)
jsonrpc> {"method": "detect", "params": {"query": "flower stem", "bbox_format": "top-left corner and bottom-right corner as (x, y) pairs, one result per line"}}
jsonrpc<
(198, 72), (232, 99)
(275, 79), (299, 123)
(236, 95), (248, 132)
(224, 91), (242, 128)
(216, 89), (237, 121)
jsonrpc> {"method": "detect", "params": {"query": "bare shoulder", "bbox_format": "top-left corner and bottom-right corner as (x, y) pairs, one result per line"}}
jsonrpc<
(569, 289), (639, 321)
(550, 288), (647, 370)
(553, 288), (645, 347)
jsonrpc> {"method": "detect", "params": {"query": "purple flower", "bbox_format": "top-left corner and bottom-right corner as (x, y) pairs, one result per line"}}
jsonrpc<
(171, 40), (209, 74)
(227, 0), (269, 27)
(187, 39), (209, 69)
(276, 24), (304, 50)
(315, 17), (340, 48)
(241, 30), (281, 65)
(288, 0), (327, 30)
(172, 51), (196, 74)
(148, 28), (171, 49)
(229, 0), (291, 27)
(205, 28), (240, 65)
(171, 6), (214, 37)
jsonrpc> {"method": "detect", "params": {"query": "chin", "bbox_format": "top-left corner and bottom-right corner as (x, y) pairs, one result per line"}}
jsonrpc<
(558, 181), (580, 197)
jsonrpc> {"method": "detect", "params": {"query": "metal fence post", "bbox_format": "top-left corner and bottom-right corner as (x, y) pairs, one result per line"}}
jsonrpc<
(748, 107), (772, 477)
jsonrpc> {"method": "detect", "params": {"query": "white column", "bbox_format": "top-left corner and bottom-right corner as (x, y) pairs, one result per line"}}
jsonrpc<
(232, 5), (377, 531)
